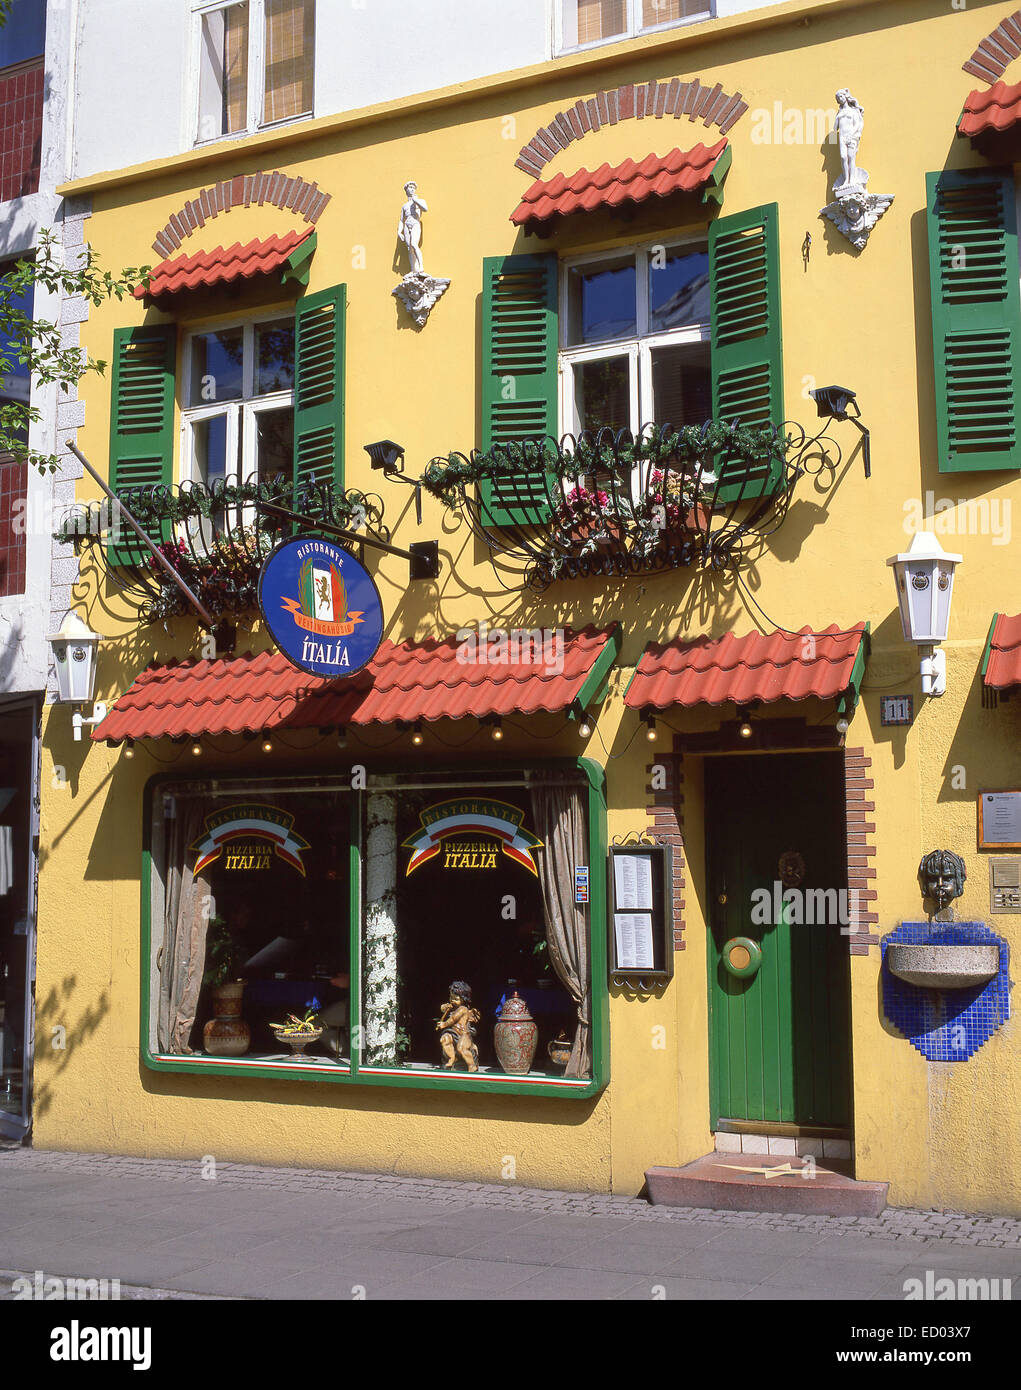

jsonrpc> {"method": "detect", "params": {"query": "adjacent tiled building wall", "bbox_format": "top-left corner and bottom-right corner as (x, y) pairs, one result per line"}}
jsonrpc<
(46, 196), (91, 697)
(0, 55), (43, 202)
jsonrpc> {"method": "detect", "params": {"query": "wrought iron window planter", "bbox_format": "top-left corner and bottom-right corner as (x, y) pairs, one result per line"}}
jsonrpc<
(421, 420), (840, 592)
(57, 477), (389, 625)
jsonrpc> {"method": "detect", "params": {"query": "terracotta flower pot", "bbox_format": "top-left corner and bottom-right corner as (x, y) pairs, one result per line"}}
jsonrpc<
(493, 992), (538, 1075)
(203, 980), (250, 1057)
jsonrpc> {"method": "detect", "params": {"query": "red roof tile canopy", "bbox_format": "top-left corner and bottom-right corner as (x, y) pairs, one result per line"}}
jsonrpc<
(982, 612), (1021, 689)
(136, 228), (316, 300)
(511, 140), (730, 232)
(624, 624), (868, 712)
(957, 79), (1021, 156)
(93, 626), (621, 744)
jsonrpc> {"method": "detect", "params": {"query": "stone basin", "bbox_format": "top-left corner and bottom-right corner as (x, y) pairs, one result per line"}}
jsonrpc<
(886, 943), (999, 990)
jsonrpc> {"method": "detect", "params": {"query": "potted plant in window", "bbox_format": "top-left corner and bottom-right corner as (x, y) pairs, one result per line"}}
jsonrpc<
(551, 483), (625, 556)
(202, 916), (250, 1057)
(270, 1000), (324, 1060)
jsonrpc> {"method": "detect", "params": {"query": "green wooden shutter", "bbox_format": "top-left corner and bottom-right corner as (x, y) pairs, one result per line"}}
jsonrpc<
(709, 203), (784, 500)
(293, 282), (346, 497)
(108, 323), (176, 566)
(481, 252), (558, 526)
(926, 169), (1021, 473)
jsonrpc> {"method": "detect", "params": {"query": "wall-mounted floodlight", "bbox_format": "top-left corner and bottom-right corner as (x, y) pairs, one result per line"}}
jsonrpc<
(810, 385), (872, 479)
(364, 440), (406, 475)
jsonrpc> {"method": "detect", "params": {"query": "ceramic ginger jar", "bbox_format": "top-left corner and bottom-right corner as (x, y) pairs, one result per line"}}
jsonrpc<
(493, 991), (538, 1075)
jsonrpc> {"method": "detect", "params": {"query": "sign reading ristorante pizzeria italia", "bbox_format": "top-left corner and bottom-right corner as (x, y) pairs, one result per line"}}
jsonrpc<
(190, 804), (310, 875)
(258, 536), (384, 678)
(403, 798), (544, 876)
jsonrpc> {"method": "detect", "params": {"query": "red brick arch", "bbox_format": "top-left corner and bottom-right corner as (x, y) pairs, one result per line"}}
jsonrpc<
(151, 171), (331, 258)
(963, 10), (1021, 82)
(515, 77), (748, 178)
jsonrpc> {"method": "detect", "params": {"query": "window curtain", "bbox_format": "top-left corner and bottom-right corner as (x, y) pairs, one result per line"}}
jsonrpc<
(577, 0), (626, 45)
(264, 0), (314, 124)
(642, 0), (697, 28)
(224, 3), (249, 133)
(157, 800), (214, 1056)
(530, 783), (591, 1078)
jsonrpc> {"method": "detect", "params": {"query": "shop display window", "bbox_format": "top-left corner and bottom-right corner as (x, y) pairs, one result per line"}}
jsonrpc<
(148, 783), (353, 1069)
(360, 773), (593, 1081)
(145, 766), (603, 1091)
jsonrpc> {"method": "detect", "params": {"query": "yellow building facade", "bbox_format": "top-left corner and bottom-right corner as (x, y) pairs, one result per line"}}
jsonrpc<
(33, 0), (1021, 1214)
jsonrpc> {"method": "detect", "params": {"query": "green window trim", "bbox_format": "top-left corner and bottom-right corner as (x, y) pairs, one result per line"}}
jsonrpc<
(280, 230), (318, 289)
(926, 168), (1021, 474)
(139, 758), (609, 1101)
(293, 281), (347, 496)
(709, 201), (785, 501)
(480, 251), (558, 528)
(979, 612), (1001, 682)
(107, 322), (177, 567)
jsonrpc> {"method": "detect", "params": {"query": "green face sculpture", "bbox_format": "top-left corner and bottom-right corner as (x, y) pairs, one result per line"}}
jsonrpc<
(918, 850), (966, 911)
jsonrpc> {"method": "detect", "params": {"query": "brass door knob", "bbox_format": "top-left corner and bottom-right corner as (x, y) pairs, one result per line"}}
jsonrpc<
(717, 893), (727, 905)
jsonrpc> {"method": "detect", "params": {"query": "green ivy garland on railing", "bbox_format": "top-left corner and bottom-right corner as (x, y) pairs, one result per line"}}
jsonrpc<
(54, 479), (386, 623)
(55, 479), (376, 542)
(420, 421), (789, 504)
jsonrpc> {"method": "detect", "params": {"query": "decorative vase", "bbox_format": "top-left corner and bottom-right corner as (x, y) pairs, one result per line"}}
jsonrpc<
(271, 1025), (323, 1060)
(493, 991), (538, 1075)
(203, 980), (250, 1057)
(547, 1033), (572, 1069)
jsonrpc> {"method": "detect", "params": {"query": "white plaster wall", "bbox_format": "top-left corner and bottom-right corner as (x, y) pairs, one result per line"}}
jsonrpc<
(313, 0), (549, 117)
(66, 0), (795, 181)
(67, 0), (190, 181)
(0, 0), (77, 697)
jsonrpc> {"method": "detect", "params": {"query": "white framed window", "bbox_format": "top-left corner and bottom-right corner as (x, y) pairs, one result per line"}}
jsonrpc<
(193, 0), (315, 145)
(555, 0), (713, 55)
(181, 313), (295, 533)
(558, 239), (711, 439)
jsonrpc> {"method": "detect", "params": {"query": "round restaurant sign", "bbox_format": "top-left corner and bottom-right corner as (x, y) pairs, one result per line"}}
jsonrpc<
(258, 535), (384, 678)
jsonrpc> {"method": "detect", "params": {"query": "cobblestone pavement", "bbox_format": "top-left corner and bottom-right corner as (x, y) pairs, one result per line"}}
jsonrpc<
(1, 1146), (1019, 1300)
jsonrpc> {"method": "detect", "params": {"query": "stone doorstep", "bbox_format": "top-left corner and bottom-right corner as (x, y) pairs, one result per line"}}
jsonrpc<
(646, 1152), (889, 1218)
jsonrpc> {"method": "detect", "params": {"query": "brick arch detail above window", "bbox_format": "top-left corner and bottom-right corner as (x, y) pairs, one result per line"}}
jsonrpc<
(514, 77), (748, 179)
(963, 10), (1021, 82)
(151, 171), (332, 258)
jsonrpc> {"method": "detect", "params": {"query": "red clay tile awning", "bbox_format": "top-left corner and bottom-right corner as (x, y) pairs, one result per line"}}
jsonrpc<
(93, 625), (621, 743)
(511, 140), (731, 232)
(624, 624), (868, 712)
(956, 80), (1021, 156)
(136, 228), (316, 300)
(982, 612), (1021, 690)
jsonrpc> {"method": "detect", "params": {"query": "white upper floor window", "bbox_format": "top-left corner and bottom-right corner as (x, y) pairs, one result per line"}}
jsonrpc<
(559, 240), (710, 437)
(182, 314), (295, 534)
(557, 0), (712, 54)
(194, 0), (315, 145)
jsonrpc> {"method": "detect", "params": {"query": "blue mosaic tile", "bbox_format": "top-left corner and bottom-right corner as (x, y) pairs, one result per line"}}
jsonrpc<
(880, 922), (1010, 1062)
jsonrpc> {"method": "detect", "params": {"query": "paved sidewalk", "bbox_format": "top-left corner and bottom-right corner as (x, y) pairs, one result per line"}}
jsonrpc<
(1, 1146), (1019, 1300)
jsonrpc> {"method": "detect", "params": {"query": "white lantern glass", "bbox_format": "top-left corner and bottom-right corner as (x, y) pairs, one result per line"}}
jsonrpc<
(46, 613), (102, 704)
(886, 533), (962, 645)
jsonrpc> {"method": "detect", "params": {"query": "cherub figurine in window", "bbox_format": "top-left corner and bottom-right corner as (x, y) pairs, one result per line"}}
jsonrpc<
(436, 980), (480, 1072)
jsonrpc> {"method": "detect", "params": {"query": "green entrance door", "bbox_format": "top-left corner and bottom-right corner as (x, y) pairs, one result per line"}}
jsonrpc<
(706, 752), (852, 1130)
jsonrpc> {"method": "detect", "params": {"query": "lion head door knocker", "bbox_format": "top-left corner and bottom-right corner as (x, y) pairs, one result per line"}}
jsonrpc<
(918, 849), (967, 921)
(778, 850), (807, 890)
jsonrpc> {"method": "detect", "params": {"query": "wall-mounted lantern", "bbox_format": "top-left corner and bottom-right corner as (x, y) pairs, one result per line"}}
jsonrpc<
(45, 612), (106, 739)
(886, 532), (962, 697)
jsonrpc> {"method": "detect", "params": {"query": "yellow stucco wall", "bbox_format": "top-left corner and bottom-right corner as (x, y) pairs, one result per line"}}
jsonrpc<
(33, 0), (1021, 1209)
